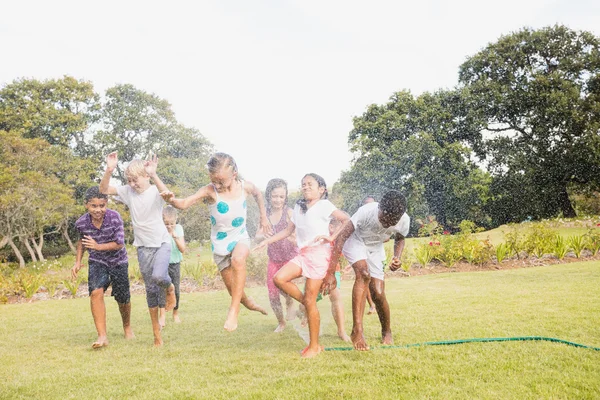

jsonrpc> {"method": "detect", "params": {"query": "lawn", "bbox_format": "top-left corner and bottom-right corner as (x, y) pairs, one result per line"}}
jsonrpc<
(1, 261), (599, 399)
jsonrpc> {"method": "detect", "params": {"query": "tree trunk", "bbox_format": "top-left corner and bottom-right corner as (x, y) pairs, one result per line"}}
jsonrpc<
(0, 236), (7, 248)
(8, 237), (26, 268)
(31, 234), (45, 262)
(63, 224), (76, 253)
(22, 237), (38, 263)
(559, 186), (577, 218)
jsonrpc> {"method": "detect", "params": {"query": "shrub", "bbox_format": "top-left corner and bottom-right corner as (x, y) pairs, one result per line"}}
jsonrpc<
(414, 242), (435, 268)
(523, 224), (556, 258)
(19, 272), (43, 299)
(495, 242), (509, 264)
(63, 278), (82, 297)
(183, 260), (218, 286)
(503, 225), (525, 258)
(584, 228), (600, 256)
(553, 235), (569, 260)
(246, 251), (268, 283)
(568, 235), (585, 258)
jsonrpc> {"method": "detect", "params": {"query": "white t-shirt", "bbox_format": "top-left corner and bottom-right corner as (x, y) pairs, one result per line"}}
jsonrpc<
(116, 185), (171, 247)
(348, 202), (410, 247)
(291, 199), (337, 249)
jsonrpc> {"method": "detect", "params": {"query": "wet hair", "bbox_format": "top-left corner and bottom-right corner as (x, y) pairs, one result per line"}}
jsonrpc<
(125, 159), (147, 179)
(297, 173), (328, 214)
(206, 152), (238, 175)
(162, 205), (178, 220)
(362, 195), (376, 205)
(379, 190), (407, 220)
(265, 178), (288, 213)
(85, 186), (107, 203)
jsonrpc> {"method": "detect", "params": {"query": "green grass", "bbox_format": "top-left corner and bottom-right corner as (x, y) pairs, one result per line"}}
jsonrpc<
(1, 261), (599, 399)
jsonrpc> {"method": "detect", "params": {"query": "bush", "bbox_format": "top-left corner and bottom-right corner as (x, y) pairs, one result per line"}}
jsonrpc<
(553, 235), (569, 260)
(495, 242), (509, 264)
(568, 235), (585, 258)
(584, 228), (600, 256)
(523, 225), (556, 258)
(246, 251), (268, 283)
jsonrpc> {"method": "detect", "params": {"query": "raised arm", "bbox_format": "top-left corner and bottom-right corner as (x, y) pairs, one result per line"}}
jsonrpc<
(163, 185), (213, 210)
(144, 154), (169, 193)
(321, 218), (355, 294)
(99, 152), (119, 195)
(246, 181), (271, 236)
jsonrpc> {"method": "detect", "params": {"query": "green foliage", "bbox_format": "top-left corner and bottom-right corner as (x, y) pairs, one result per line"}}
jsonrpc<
(246, 251), (268, 283)
(523, 225), (556, 258)
(16, 271), (42, 299)
(416, 215), (443, 237)
(503, 226), (525, 259)
(183, 260), (218, 286)
(62, 277), (82, 297)
(414, 242), (435, 267)
(552, 235), (569, 260)
(459, 25), (600, 222)
(495, 242), (509, 264)
(584, 227), (600, 256)
(568, 235), (585, 258)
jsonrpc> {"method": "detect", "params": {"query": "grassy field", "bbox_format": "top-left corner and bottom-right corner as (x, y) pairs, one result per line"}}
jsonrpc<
(2, 260), (599, 399)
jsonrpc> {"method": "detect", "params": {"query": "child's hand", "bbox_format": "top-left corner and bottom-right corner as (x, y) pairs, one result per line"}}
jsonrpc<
(71, 263), (83, 279)
(389, 256), (401, 271)
(320, 272), (337, 295)
(82, 235), (99, 250)
(144, 153), (158, 176)
(313, 235), (333, 244)
(160, 191), (175, 203)
(252, 240), (267, 252)
(260, 216), (272, 237)
(106, 152), (118, 171)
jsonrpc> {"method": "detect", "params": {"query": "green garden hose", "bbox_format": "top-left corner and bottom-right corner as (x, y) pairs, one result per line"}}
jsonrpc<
(324, 336), (600, 352)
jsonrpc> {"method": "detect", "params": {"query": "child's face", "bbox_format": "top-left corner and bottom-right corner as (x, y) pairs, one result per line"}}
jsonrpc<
(210, 166), (236, 193)
(269, 187), (286, 211)
(85, 198), (107, 222)
(163, 216), (176, 232)
(127, 174), (150, 193)
(378, 207), (401, 228)
(301, 176), (324, 202)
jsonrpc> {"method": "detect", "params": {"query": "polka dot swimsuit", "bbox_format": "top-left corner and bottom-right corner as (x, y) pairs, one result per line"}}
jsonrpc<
(209, 180), (250, 255)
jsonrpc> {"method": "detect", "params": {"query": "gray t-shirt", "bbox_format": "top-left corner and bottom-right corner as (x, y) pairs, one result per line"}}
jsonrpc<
(116, 184), (171, 247)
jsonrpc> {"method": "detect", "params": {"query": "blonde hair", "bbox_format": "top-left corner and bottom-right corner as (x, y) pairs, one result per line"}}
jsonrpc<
(125, 159), (147, 178)
(163, 205), (178, 220)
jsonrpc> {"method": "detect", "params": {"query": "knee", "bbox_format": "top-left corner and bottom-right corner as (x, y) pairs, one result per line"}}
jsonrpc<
(91, 288), (104, 299)
(230, 255), (246, 270)
(273, 274), (284, 290)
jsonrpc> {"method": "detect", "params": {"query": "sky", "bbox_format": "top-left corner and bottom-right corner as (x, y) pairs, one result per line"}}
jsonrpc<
(2, 0), (599, 190)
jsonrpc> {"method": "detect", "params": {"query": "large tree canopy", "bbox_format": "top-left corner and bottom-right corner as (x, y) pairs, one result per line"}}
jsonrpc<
(336, 90), (491, 230)
(459, 25), (600, 222)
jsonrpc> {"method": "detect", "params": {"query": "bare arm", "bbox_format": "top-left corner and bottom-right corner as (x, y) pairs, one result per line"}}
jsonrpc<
(246, 181), (271, 236)
(81, 236), (124, 251)
(144, 154), (169, 193)
(163, 185), (213, 210)
(71, 239), (85, 279)
(99, 152), (119, 195)
(389, 233), (406, 271)
(253, 221), (295, 251)
(172, 226), (186, 254)
(321, 219), (355, 294)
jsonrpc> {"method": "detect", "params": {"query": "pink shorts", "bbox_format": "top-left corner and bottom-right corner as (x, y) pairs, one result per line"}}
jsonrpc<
(289, 245), (331, 280)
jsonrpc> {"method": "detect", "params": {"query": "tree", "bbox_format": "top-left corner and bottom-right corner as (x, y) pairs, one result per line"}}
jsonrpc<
(337, 90), (491, 230)
(0, 76), (101, 157)
(459, 25), (600, 221)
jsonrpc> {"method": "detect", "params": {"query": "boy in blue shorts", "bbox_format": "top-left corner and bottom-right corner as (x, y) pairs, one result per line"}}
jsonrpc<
(71, 186), (134, 348)
(100, 152), (176, 347)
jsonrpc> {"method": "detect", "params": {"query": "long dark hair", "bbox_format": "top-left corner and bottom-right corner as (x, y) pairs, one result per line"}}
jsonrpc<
(265, 178), (288, 214)
(297, 173), (328, 213)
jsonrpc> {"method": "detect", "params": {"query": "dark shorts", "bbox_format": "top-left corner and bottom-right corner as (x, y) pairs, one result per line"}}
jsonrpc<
(88, 261), (131, 304)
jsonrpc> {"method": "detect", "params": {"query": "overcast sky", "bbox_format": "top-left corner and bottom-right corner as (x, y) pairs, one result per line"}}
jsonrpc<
(2, 0), (599, 190)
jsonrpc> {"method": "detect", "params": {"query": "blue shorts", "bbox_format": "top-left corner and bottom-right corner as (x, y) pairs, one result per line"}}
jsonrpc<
(88, 262), (131, 304)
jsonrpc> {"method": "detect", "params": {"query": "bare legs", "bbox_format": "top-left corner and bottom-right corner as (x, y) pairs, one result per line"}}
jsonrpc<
(369, 277), (393, 345)
(350, 260), (371, 350)
(274, 262), (323, 358)
(329, 287), (351, 342)
(90, 288), (134, 348)
(222, 244), (267, 332)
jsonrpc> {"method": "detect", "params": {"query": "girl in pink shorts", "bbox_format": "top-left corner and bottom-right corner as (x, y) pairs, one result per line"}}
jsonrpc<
(254, 173), (349, 358)
(255, 178), (298, 332)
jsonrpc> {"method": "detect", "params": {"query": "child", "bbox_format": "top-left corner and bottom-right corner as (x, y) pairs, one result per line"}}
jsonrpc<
(320, 190), (409, 351)
(71, 186), (134, 348)
(158, 206), (186, 327)
(100, 152), (176, 347)
(255, 178), (298, 333)
(254, 173), (349, 358)
(161, 152), (270, 332)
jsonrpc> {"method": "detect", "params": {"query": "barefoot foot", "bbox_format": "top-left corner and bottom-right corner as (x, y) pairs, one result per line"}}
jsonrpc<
(173, 313), (182, 324)
(286, 305), (297, 321)
(351, 329), (370, 351)
(165, 284), (176, 312)
(382, 331), (393, 345)
(224, 309), (238, 332)
(274, 323), (286, 333)
(92, 337), (109, 349)
(367, 306), (376, 315)
(153, 337), (163, 347)
(300, 345), (324, 358)
(338, 332), (351, 342)
(124, 327), (135, 339)
(243, 297), (268, 315)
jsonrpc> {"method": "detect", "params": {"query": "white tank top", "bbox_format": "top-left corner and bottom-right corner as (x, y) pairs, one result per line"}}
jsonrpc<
(209, 180), (250, 255)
